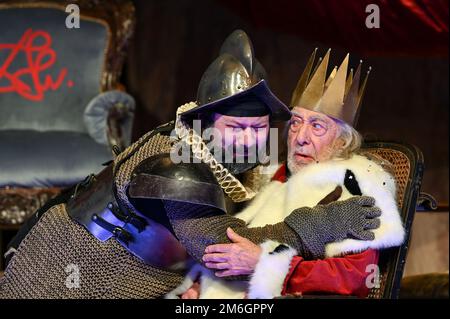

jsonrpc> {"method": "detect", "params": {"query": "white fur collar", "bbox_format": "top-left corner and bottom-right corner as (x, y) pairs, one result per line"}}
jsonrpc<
(236, 154), (405, 257)
(167, 154), (405, 300)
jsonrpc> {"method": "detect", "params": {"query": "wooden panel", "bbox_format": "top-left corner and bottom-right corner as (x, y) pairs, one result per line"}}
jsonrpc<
(404, 212), (449, 276)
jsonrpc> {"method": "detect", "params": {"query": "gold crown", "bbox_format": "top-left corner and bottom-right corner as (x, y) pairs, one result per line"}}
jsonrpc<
(290, 48), (371, 127)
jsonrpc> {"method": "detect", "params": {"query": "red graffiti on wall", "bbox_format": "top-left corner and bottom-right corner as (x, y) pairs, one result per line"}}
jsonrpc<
(0, 28), (73, 102)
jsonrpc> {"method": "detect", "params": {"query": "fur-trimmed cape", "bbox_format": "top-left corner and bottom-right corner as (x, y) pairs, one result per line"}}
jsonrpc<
(166, 154), (405, 299)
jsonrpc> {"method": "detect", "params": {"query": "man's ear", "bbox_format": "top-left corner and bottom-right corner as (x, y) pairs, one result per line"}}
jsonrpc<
(335, 134), (347, 148)
(332, 136), (347, 158)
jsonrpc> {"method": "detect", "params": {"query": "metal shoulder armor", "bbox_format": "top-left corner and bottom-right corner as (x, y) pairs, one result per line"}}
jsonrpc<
(128, 153), (226, 213)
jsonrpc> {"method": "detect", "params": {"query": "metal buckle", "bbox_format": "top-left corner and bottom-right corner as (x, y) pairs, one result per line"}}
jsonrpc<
(112, 226), (132, 245)
(107, 202), (147, 232)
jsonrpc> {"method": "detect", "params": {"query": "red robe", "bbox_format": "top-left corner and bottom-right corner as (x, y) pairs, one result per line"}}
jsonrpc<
(272, 164), (379, 298)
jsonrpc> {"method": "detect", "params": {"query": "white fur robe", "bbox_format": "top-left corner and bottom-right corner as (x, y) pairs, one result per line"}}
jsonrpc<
(166, 154), (405, 299)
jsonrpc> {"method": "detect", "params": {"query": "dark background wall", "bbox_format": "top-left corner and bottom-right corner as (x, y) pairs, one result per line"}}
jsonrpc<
(124, 0), (449, 205)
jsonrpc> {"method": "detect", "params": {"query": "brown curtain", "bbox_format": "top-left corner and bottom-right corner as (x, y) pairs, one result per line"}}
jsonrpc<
(124, 0), (448, 204)
(219, 0), (449, 57)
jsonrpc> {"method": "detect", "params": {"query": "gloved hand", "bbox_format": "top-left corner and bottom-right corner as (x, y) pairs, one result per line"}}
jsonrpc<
(284, 195), (381, 259)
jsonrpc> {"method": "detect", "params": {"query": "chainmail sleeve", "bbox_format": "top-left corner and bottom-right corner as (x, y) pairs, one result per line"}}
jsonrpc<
(162, 200), (311, 263)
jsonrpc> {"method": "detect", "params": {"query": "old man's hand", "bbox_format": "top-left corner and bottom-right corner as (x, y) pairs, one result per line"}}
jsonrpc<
(203, 227), (262, 277)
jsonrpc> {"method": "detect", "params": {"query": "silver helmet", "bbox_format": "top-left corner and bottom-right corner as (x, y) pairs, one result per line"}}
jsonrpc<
(181, 30), (291, 122)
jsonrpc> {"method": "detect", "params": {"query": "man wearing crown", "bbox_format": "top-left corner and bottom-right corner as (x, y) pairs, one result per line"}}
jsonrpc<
(185, 49), (405, 299)
(0, 31), (381, 299)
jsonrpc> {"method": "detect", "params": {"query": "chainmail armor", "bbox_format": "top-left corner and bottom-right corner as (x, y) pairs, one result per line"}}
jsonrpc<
(163, 201), (308, 262)
(0, 204), (184, 299)
(285, 196), (381, 259)
(113, 126), (174, 216)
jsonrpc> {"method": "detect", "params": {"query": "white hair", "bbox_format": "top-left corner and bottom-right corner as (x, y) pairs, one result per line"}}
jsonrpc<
(332, 121), (363, 159)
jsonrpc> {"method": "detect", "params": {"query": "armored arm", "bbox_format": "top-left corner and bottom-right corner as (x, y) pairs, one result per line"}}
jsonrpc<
(128, 155), (381, 263)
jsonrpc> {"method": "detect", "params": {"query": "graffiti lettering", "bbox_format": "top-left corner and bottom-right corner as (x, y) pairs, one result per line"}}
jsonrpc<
(0, 28), (72, 101)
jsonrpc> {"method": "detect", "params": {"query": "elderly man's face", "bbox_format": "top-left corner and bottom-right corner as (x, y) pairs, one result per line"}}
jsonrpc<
(287, 107), (341, 173)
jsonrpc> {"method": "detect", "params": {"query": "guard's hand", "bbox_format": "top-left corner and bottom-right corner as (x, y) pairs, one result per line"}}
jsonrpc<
(285, 195), (382, 259)
(339, 196), (382, 241)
